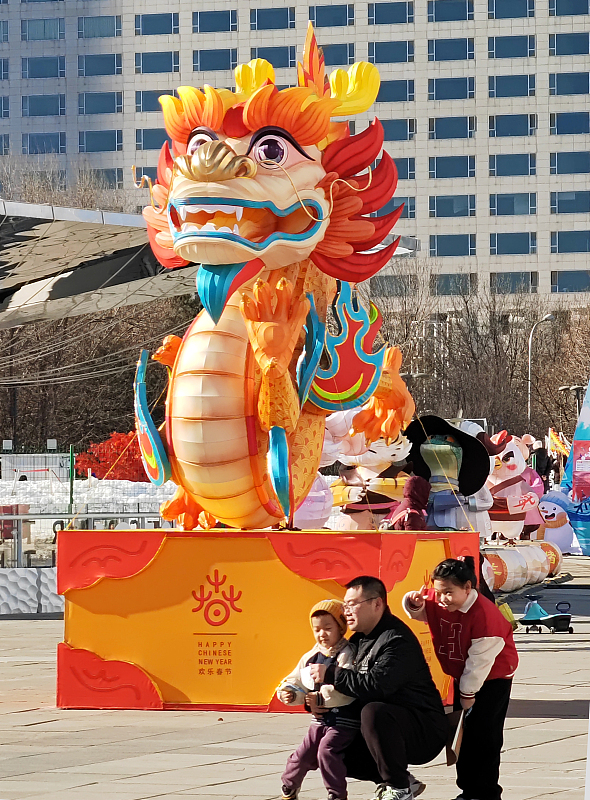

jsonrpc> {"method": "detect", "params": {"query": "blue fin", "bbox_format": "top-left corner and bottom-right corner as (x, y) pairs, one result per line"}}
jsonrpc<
(134, 350), (172, 486)
(268, 426), (290, 520)
(297, 293), (326, 407)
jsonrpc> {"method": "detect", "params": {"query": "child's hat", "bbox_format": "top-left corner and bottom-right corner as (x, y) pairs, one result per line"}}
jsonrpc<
(310, 599), (347, 635)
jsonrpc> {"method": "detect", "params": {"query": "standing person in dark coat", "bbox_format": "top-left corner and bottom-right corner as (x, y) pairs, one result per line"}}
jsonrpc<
(309, 576), (447, 800)
(380, 476), (430, 531)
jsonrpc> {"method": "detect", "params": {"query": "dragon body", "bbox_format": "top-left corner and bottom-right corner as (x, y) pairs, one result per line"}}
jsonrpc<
(135, 26), (415, 530)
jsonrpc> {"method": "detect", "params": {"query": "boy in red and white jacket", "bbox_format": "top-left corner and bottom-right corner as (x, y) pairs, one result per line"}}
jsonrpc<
(403, 557), (518, 800)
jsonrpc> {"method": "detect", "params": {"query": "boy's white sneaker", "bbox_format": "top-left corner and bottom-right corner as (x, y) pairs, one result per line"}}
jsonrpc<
(373, 784), (414, 800)
(408, 773), (426, 796)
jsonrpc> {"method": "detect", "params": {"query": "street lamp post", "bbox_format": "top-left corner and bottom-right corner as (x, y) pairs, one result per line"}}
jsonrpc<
(528, 313), (555, 428)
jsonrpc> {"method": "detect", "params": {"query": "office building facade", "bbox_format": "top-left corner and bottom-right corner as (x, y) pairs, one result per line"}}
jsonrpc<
(0, 0), (589, 299)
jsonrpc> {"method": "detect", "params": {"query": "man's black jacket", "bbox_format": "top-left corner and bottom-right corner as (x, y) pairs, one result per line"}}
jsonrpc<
(324, 607), (445, 718)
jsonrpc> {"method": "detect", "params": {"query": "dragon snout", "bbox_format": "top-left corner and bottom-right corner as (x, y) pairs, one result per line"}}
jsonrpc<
(174, 140), (257, 182)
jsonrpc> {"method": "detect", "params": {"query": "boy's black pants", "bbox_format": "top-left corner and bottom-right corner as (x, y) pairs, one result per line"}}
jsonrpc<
(454, 678), (512, 800)
(344, 702), (448, 788)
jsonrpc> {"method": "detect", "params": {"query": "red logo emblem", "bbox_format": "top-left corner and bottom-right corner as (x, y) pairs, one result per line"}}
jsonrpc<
(192, 569), (242, 627)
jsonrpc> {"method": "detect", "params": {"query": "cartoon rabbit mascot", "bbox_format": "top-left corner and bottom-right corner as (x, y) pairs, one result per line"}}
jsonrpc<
(486, 430), (540, 542)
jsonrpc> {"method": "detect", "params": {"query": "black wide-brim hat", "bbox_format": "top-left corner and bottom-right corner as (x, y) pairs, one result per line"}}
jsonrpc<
(405, 415), (491, 497)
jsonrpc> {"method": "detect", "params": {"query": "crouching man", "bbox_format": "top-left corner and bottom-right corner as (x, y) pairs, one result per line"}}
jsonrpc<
(310, 575), (447, 800)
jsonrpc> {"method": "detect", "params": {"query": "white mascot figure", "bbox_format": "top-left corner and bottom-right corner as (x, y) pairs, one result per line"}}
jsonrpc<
(538, 491), (583, 555)
(486, 430), (539, 541)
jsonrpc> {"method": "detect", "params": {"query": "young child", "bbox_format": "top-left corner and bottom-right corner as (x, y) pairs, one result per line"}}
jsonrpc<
(277, 599), (358, 800)
(403, 557), (518, 800)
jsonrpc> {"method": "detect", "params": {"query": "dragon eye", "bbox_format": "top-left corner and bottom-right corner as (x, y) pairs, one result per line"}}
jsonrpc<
(252, 135), (288, 168)
(187, 128), (217, 156)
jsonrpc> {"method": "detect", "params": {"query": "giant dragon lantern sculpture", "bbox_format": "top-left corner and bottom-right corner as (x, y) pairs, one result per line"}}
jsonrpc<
(134, 26), (415, 530)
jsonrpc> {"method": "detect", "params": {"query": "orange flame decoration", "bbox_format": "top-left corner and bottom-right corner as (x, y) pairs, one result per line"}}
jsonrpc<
(142, 26), (403, 285)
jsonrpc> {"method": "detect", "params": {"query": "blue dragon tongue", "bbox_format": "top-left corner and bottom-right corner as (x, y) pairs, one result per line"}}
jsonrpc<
(196, 262), (249, 324)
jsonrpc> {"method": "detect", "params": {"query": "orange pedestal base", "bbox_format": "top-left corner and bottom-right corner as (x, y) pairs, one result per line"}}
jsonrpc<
(56, 529), (479, 710)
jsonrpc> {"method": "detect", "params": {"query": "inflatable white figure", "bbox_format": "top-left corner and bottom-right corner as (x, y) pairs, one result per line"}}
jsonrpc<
(486, 430), (539, 541)
(538, 491), (583, 555)
(292, 472), (334, 530)
(321, 409), (412, 530)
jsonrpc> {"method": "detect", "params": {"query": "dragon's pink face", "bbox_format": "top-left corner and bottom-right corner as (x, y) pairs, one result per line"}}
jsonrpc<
(165, 127), (330, 271)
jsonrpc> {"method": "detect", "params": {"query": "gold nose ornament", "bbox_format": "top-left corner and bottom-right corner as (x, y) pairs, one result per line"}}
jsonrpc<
(174, 140), (257, 182)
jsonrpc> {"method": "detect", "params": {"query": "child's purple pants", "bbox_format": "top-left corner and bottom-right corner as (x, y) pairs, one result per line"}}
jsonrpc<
(281, 722), (357, 799)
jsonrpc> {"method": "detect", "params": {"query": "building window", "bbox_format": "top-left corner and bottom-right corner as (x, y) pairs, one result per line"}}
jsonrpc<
(78, 16), (121, 38)
(551, 191), (590, 213)
(551, 151), (590, 174)
(79, 54), (122, 77)
(430, 155), (475, 178)
(489, 0), (534, 15)
(550, 32), (589, 55)
(549, 0), (588, 13)
(369, 2), (414, 23)
(250, 8), (294, 29)
(429, 195), (475, 217)
(489, 75), (535, 97)
(21, 18), (64, 40)
(135, 166), (157, 182)
(551, 231), (590, 253)
(490, 232), (536, 255)
(428, 0), (474, 21)
(0, 96), (8, 118)
(430, 272), (477, 295)
(79, 130), (122, 153)
(22, 132), (65, 154)
(550, 111), (590, 134)
(22, 55), (65, 78)
(490, 193), (536, 215)
(193, 10), (237, 33)
(136, 13), (179, 36)
(322, 43), (355, 65)
(78, 92), (123, 115)
(136, 128), (169, 151)
(428, 77), (474, 100)
(395, 157), (415, 179)
(136, 51), (179, 74)
(551, 269), (590, 291)
(135, 90), (174, 113)
(250, 46), (295, 68)
(0, 59), (7, 80)
(0, 21), (7, 42)
(429, 116), (475, 139)
(428, 37), (474, 60)
(309, 4), (354, 26)
(489, 153), (535, 176)
(370, 274), (418, 296)
(549, 72), (589, 95)
(430, 235), (476, 257)
(377, 79), (414, 102)
(368, 40), (414, 62)
(90, 168), (123, 189)
(382, 119), (416, 140)
(490, 272), (538, 293)
(489, 114), (536, 137)
(373, 196), (415, 218)
(488, 35), (535, 58)
(22, 93), (65, 116)
(0, 134), (8, 155)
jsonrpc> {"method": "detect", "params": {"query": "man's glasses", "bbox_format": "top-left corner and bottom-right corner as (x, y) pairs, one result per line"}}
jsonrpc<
(342, 597), (379, 611)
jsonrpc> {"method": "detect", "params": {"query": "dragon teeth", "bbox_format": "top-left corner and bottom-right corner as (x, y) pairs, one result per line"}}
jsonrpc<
(233, 224), (240, 235)
(176, 204), (245, 218)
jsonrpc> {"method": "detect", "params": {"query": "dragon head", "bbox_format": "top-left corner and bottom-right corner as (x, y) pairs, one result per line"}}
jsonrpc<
(142, 25), (404, 321)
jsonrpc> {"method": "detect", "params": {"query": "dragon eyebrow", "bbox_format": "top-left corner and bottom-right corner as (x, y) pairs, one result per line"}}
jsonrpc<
(187, 126), (219, 144)
(246, 126), (315, 160)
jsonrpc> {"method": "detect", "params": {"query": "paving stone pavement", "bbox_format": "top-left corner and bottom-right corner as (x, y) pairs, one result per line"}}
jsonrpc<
(0, 557), (588, 800)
